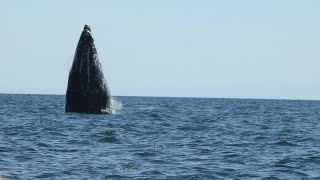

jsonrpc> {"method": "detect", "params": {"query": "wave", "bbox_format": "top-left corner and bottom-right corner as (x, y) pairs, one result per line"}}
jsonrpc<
(102, 97), (123, 114)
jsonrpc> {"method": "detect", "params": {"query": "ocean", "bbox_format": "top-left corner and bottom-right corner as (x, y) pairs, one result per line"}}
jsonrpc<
(0, 94), (319, 179)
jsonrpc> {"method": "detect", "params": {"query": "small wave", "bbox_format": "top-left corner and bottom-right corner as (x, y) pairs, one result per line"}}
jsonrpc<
(275, 157), (291, 165)
(224, 153), (238, 158)
(133, 147), (162, 157)
(150, 113), (161, 118)
(138, 107), (155, 110)
(274, 140), (296, 146)
(97, 130), (120, 143)
(121, 162), (139, 171)
(149, 147), (162, 152)
(102, 97), (123, 114)
(134, 151), (157, 157)
(141, 170), (164, 176)
(98, 136), (120, 143)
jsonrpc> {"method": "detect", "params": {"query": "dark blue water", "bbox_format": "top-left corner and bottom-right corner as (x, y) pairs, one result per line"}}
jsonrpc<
(0, 94), (320, 179)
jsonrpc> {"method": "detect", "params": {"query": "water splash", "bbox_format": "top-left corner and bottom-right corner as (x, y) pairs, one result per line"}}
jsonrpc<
(102, 97), (123, 114)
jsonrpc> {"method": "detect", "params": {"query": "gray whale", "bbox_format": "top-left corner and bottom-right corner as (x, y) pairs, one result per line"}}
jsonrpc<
(65, 25), (111, 114)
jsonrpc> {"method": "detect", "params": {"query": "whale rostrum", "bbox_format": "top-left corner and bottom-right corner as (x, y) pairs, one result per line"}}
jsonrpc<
(65, 25), (111, 114)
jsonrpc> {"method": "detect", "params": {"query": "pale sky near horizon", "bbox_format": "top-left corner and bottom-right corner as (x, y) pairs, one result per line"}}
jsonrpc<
(0, 1), (319, 100)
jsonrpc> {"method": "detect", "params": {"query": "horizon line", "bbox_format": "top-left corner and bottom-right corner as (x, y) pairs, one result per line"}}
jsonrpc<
(0, 92), (319, 101)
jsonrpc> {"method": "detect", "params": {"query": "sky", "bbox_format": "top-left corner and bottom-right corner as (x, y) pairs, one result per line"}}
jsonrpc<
(0, 0), (319, 100)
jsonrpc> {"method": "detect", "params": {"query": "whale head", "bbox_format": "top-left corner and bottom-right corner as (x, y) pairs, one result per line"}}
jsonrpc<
(79, 24), (94, 42)
(65, 25), (111, 113)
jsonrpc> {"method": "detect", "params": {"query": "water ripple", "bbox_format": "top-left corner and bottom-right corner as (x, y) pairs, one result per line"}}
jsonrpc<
(0, 95), (319, 179)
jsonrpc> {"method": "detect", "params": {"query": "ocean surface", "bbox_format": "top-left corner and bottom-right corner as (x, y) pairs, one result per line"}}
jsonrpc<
(0, 94), (319, 179)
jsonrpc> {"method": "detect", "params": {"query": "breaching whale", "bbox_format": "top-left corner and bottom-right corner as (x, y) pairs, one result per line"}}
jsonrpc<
(65, 25), (111, 114)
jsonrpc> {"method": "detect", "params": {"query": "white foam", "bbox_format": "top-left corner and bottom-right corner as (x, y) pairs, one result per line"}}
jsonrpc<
(102, 97), (123, 114)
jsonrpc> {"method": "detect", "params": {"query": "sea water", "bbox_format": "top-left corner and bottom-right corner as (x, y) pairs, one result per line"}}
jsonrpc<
(0, 94), (319, 179)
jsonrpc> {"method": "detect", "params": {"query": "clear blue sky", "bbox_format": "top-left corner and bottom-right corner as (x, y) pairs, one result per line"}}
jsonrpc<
(1, 0), (319, 99)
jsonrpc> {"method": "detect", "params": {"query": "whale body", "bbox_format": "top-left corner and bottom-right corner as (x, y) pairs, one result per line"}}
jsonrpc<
(65, 25), (111, 114)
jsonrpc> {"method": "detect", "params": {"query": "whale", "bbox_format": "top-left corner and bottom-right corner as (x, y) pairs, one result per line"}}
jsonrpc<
(65, 25), (111, 114)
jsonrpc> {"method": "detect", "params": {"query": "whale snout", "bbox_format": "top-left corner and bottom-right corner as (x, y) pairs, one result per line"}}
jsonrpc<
(84, 24), (91, 32)
(82, 25), (93, 41)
